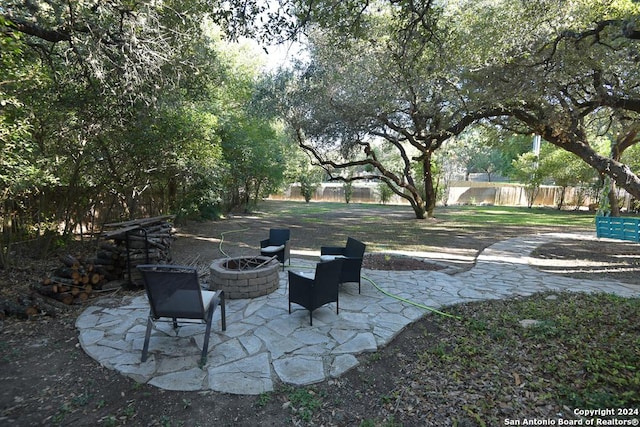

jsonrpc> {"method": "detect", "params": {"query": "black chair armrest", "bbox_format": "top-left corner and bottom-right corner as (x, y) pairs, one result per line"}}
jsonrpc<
(288, 270), (313, 285)
(260, 238), (270, 248)
(321, 246), (346, 256)
(342, 256), (363, 266)
(288, 271), (314, 305)
(337, 257), (363, 285)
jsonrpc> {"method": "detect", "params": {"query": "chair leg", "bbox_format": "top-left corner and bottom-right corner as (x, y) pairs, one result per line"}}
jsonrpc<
(309, 310), (313, 326)
(141, 316), (153, 362)
(219, 290), (226, 331)
(201, 305), (215, 366)
(276, 251), (285, 270)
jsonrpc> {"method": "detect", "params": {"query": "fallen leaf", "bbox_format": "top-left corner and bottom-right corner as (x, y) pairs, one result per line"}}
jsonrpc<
(513, 372), (521, 386)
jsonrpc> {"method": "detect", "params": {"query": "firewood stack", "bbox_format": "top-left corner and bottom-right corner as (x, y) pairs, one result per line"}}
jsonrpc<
(33, 215), (176, 306)
(33, 254), (107, 305)
(100, 215), (176, 288)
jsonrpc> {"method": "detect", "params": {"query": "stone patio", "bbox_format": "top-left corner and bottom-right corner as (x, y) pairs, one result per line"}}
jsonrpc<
(76, 232), (640, 395)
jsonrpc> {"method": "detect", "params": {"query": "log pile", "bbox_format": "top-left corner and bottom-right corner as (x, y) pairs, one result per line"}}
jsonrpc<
(32, 254), (107, 305)
(101, 215), (175, 287)
(1, 292), (65, 319)
(32, 215), (175, 306)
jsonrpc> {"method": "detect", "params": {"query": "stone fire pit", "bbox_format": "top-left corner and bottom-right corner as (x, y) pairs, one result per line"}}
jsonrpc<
(209, 256), (280, 299)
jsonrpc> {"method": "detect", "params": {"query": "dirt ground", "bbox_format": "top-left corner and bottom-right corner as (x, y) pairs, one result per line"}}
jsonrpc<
(1, 205), (639, 426)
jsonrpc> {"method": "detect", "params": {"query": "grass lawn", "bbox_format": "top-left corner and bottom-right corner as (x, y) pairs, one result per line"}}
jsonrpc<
(236, 200), (597, 255)
(257, 200), (597, 229)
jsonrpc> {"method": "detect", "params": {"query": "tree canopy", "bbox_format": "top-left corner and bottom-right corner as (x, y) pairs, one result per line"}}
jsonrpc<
(0, 1), (291, 266)
(282, 0), (640, 218)
(472, 0), (640, 199)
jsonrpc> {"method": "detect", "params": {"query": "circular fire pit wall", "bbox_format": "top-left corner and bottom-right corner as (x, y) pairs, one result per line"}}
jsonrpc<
(209, 256), (280, 299)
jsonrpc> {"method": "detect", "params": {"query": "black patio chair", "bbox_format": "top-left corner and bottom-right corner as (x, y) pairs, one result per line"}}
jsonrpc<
(260, 228), (291, 270)
(288, 258), (343, 326)
(320, 237), (366, 293)
(137, 264), (226, 366)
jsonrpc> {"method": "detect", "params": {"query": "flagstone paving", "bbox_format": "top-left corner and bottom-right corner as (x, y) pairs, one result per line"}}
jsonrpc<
(75, 232), (639, 395)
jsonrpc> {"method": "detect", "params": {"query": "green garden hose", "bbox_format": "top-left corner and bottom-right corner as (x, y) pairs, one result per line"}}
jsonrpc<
(218, 228), (250, 258)
(361, 274), (462, 320)
(219, 228), (461, 320)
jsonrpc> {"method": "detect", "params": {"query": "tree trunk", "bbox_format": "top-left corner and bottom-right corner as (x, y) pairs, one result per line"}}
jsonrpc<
(168, 177), (177, 212)
(382, 178), (427, 219)
(423, 154), (437, 218)
(532, 124), (640, 202)
(557, 186), (567, 210)
(606, 133), (634, 217)
(608, 181), (621, 217)
(512, 111), (640, 203)
(410, 202), (427, 219)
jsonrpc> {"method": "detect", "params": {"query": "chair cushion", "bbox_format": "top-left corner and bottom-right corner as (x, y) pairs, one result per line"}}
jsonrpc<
(296, 271), (315, 280)
(201, 290), (219, 311)
(319, 254), (346, 262)
(261, 244), (285, 253)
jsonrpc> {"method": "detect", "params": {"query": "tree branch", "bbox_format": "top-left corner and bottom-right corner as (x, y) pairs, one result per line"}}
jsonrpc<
(294, 127), (423, 207)
(3, 15), (71, 43)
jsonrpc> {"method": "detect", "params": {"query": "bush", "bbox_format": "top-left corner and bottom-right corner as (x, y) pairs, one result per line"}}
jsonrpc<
(378, 183), (393, 204)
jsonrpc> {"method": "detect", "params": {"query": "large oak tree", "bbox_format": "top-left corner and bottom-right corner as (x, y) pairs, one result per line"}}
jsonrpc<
(463, 0), (640, 208)
(286, 3), (499, 219)
(285, 0), (640, 218)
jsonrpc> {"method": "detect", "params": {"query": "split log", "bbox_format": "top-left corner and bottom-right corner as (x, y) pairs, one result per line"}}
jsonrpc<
(53, 266), (76, 279)
(71, 270), (83, 282)
(29, 293), (66, 315)
(59, 254), (80, 268)
(254, 256), (278, 269)
(90, 273), (103, 285)
(31, 284), (75, 305)
(60, 294), (74, 305)
(0, 299), (37, 319)
(49, 276), (76, 286)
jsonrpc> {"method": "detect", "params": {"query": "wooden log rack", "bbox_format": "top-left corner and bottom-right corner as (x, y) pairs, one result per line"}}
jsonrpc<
(101, 215), (175, 287)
